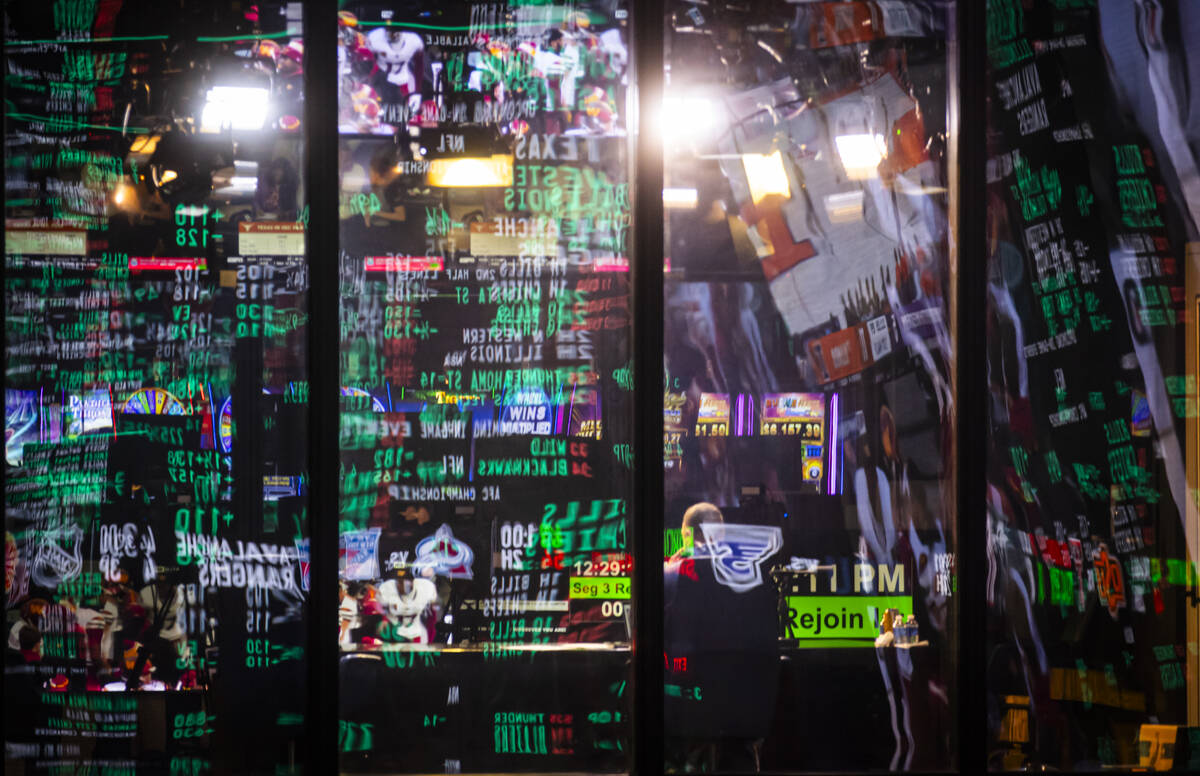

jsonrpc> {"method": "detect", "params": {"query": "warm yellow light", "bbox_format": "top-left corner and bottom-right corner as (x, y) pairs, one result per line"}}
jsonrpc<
(742, 151), (791, 204)
(128, 135), (160, 154)
(663, 187), (698, 209)
(427, 155), (513, 187)
(158, 169), (178, 185)
(113, 183), (135, 207)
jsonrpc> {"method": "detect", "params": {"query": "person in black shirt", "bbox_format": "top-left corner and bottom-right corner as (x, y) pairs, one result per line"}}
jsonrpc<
(664, 503), (780, 772)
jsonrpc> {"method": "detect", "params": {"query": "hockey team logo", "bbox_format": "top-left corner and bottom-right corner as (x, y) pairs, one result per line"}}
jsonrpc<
(695, 523), (782, 592)
(413, 524), (474, 579)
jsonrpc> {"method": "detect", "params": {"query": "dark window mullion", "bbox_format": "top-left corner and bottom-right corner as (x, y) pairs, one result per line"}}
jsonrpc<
(954, 0), (989, 773)
(631, 0), (666, 773)
(304, 0), (340, 773)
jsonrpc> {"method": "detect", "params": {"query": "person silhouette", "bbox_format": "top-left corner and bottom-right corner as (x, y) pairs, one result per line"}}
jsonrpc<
(664, 503), (780, 772)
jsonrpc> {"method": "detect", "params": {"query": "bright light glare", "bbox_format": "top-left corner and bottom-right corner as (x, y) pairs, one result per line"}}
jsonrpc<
(200, 86), (270, 132)
(427, 155), (513, 187)
(834, 133), (887, 180)
(742, 151), (791, 204)
(113, 183), (134, 207)
(663, 187), (699, 209)
(661, 96), (717, 146)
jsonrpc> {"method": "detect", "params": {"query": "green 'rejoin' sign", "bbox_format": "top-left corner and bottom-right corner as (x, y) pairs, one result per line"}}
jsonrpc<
(784, 595), (912, 639)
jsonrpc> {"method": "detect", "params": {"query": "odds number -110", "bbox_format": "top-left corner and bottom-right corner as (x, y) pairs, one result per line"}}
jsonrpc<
(175, 204), (213, 248)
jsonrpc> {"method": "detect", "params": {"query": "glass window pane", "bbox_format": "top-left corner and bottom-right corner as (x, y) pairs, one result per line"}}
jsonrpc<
(985, 1), (1200, 770)
(4, 2), (310, 774)
(661, 1), (958, 771)
(335, 1), (633, 772)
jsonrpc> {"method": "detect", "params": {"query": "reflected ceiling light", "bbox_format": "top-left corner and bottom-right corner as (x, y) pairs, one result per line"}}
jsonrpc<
(427, 155), (513, 187)
(741, 151), (791, 204)
(152, 168), (177, 187)
(128, 135), (159, 154)
(834, 133), (887, 180)
(824, 191), (864, 223)
(212, 161), (260, 194)
(663, 187), (698, 209)
(756, 39), (784, 64)
(200, 86), (270, 132)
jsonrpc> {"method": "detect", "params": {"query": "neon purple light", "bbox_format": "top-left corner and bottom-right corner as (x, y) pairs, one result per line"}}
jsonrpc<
(827, 393), (839, 494)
